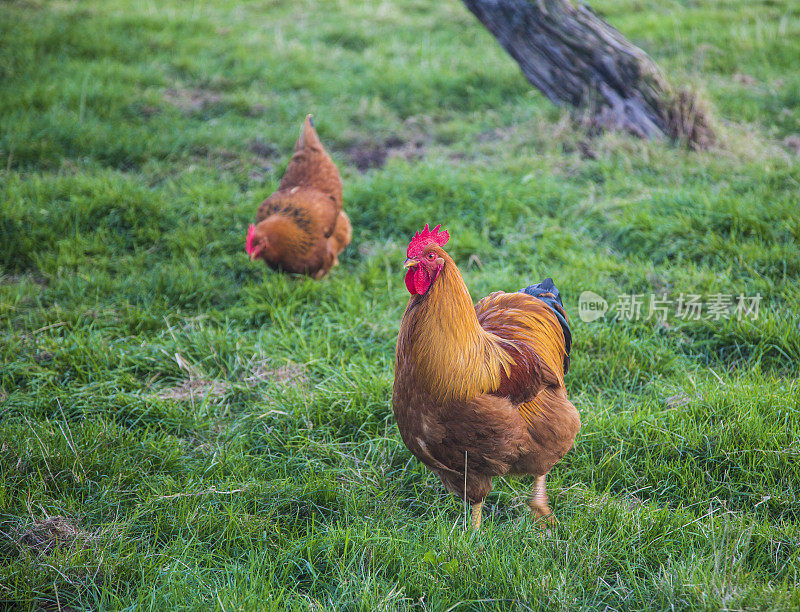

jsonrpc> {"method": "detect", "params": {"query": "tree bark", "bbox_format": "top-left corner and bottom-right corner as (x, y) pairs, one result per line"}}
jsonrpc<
(461, 0), (713, 148)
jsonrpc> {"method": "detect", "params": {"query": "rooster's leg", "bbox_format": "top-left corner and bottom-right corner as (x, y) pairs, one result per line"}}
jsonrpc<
(528, 475), (555, 524)
(470, 501), (483, 530)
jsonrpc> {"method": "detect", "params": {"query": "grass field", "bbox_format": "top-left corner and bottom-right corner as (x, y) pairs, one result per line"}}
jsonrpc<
(1, 0), (799, 609)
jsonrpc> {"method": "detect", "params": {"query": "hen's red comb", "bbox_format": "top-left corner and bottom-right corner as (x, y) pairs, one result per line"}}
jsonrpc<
(407, 224), (449, 257)
(245, 224), (256, 256)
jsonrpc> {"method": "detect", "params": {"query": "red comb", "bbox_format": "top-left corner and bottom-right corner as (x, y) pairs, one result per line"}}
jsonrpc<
(245, 224), (256, 256)
(407, 224), (449, 257)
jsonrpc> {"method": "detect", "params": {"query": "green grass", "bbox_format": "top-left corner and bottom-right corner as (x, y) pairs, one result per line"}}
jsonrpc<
(1, 0), (799, 609)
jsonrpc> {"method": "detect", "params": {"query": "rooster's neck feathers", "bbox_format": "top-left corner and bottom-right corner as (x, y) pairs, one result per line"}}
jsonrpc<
(400, 252), (514, 403)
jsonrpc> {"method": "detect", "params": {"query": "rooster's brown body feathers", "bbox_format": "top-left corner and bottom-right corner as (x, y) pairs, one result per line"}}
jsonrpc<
(393, 248), (579, 524)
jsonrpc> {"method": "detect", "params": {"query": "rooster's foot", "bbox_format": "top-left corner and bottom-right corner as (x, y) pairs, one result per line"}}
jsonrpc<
(470, 501), (483, 530)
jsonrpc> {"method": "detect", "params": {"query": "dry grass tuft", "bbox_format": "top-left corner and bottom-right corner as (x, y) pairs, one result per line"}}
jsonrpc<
(155, 355), (307, 401)
(156, 352), (229, 401)
(665, 392), (692, 409)
(18, 516), (96, 557)
(157, 378), (229, 401)
(665, 88), (716, 151)
(245, 360), (308, 388)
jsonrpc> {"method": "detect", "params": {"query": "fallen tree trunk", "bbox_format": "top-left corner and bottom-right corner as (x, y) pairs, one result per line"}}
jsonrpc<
(461, 0), (713, 148)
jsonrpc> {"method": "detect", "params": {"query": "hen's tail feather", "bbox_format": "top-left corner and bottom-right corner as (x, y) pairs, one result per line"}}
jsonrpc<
(295, 114), (322, 151)
(279, 115), (343, 208)
(520, 278), (571, 374)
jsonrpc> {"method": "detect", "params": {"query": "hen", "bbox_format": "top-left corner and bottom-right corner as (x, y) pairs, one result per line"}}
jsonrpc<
(245, 115), (351, 279)
(392, 224), (579, 529)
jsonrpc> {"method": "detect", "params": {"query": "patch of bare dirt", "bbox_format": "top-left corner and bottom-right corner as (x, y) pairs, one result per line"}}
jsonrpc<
(782, 135), (800, 155)
(347, 143), (389, 171)
(350, 136), (427, 171)
(345, 119), (429, 172)
(733, 73), (757, 86)
(163, 88), (222, 113)
(18, 516), (96, 557)
(249, 139), (278, 158)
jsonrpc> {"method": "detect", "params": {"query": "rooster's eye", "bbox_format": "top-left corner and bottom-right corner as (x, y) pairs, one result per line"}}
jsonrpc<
(427, 252), (435, 260)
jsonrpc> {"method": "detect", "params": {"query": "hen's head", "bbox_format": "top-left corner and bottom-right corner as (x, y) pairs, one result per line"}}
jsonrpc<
(245, 223), (273, 261)
(404, 224), (449, 295)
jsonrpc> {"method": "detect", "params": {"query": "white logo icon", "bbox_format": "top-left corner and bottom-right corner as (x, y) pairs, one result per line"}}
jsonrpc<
(578, 291), (608, 322)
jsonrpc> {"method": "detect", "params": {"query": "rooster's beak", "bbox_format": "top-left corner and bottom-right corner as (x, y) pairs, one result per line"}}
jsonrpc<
(404, 258), (418, 268)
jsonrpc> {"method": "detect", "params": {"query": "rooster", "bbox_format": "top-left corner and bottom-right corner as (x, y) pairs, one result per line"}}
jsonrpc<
(392, 224), (579, 529)
(245, 115), (351, 279)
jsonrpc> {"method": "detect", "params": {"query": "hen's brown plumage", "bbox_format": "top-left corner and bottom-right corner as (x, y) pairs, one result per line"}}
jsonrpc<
(392, 229), (579, 529)
(247, 115), (351, 279)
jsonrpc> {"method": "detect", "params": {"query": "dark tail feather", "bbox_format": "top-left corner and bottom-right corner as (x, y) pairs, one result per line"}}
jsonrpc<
(520, 278), (571, 373)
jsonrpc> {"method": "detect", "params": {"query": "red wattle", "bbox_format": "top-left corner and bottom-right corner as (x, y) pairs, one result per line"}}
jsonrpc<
(405, 269), (419, 294)
(404, 263), (444, 295)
